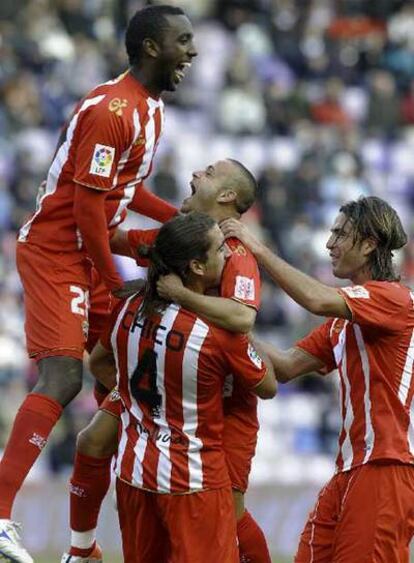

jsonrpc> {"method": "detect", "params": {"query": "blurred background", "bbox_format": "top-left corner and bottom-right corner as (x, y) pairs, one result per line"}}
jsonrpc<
(1, 0), (414, 560)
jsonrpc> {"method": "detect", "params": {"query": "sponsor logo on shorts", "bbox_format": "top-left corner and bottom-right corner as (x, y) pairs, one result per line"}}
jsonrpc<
(109, 388), (121, 402)
(89, 144), (115, 177)
(247, 343), (262, 369)
(29, 433), (47, 451)
(234, 276), (255, 301)
(70, 484), (87, 497)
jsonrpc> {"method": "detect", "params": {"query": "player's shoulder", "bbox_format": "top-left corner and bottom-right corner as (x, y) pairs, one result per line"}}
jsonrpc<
(226, 237), (257, 263)
(364, 280), (412, 302)
(83, 72), (143, 120)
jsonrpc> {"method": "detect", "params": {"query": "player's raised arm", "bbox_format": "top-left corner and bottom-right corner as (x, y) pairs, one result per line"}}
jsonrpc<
(221, 218), (351, 320)
(157, 272), (256, 333)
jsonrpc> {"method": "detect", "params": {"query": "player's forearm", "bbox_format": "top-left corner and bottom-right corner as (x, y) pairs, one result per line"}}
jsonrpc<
(74, 186), (123, 292)
(255, 245), (341, 317)
(110, 229), (134, 258)
(258, 341), (322, 383)
(172, 288), (255, 333)
(128, 182), (178, 223)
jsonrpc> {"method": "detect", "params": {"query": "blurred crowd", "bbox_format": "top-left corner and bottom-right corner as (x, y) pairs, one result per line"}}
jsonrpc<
(1, 0), (414, 483)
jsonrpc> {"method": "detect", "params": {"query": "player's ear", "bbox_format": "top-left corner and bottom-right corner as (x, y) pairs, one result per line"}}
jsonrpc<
(143, 38), (160, 58)
(188, 258), (205, 277)
(217, 189), (237, 204)
(361, 236), (377, 257)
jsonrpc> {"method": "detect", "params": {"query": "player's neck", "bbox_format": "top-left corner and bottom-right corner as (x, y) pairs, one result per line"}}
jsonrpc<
(349, 268), (372, 285)
(214, 209), (241, 224)
(129, 66), (162, 98)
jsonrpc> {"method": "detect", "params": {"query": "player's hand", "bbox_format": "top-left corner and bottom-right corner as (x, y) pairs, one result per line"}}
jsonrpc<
(113, 278), (145, 298)
(220, 218), (264, 256)
(157, 273), (184, 301)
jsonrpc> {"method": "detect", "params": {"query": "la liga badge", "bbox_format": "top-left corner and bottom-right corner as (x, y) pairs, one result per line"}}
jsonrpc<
(90, 144), (115, 177)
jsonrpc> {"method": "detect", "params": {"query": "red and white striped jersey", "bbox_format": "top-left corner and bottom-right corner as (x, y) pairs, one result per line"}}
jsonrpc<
(19, 71), (164, 254)
(296, 281), (414, 472)
(102, 294), (267, 493)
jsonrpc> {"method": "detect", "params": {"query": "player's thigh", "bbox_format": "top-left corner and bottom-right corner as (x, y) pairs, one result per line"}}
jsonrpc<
(333, 463), (414, 563)
(16, 243), (89, 359)
(116, 479), (169, 563)
(77, 403), (119, 457)
(159, 487), (239, 563)
(295, 476), (341, 563)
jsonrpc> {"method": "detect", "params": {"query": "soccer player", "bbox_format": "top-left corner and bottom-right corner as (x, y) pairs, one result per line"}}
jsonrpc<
(63, 159), (273, 562)
(93, 212), (276, 562)
(221, 196), (414, 562)
(0, 6), (197, 562)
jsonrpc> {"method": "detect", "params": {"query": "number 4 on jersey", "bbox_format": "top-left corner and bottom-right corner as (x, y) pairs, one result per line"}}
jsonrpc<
(130, 349), (162, 416)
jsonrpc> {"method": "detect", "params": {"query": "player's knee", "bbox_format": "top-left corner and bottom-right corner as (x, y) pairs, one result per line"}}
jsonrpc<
(35, 356), (83, 406)
(76, 416), (118, 457)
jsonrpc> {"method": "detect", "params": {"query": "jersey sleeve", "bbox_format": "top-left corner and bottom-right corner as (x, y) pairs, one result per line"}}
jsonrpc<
(127, 228), (159, 267)
(220, 242), (261, 310)
(215, 331), (267, 389)
(73, 100), (132, 191)
(338, 281), (409, 332)
(295, 320), (337, 373)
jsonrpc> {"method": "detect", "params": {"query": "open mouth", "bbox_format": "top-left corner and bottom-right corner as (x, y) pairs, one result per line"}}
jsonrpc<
(173, 62), (192, 84)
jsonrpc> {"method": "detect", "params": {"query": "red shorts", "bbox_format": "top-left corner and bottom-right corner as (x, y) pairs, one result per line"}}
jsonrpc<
(295, 461), (414, 563)
(223, 409), (258, 493)
(17, 243), (91, 361)
(116, 479), (238, 563)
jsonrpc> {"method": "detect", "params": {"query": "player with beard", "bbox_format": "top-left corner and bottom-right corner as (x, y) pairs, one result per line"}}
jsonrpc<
(62, 159), (273, 563)
(0, 6), (196, 563)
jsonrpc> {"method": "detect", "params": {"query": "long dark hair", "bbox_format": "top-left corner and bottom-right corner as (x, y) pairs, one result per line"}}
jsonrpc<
(137, 212), (216, 319)
(340, 196), (407, 281)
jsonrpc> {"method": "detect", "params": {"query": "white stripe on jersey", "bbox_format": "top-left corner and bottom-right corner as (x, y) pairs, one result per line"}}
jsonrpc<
(181, 317), (210, 490)
(408, 398), (414, 456)
(136, 98), (160, 180)
(154, 305), (180, 492)
(353, 324), (375, 463)
(336, 326), (354, 470)
(18, 94), (106, 242)
(398, 328), (414, 406)
(109, 108), (142, 228)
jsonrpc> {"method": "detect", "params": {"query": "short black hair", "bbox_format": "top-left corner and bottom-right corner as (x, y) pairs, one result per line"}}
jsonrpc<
(125, 5), (186, 66)
(227, 159), (258, 214)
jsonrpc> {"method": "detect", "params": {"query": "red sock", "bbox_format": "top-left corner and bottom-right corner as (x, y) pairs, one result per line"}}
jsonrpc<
(237, 510), (271, 563)
(69, 452), (112, 556)
(0, 393), (63, 518)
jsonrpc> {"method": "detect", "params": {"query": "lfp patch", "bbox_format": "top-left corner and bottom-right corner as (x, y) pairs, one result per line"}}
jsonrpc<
(247, 343), (262, 369)
(90, 144), (115, 177)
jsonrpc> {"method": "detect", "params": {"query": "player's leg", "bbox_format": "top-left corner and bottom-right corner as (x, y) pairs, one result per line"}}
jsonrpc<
(116, 478), (170, 562)
(331, 463), (414, 563)
(224, 417), (271, 563)
(0, 244), (88, 562)
(62, 398), (120, 561)
(160, 487), (239, 563)
(233, 490), (271, 563)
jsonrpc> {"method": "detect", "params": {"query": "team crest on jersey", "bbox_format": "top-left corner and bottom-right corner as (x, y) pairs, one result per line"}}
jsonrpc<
(342, 285), (370, 299)
(90, 144), (115, 177)
(247, 343), (262, 369)
(232, 244), (247, 256)
(234, 275), (255, 301)
(108, 97), (128, 116)
(134, 135), (145, 146)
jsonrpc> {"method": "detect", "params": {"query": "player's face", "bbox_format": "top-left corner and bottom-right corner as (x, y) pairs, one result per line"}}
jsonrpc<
(156, 15), (197, 92)
(326, 213), (372, 280)
(181, 160), (235, 214)
(202, 224), (229, 288)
